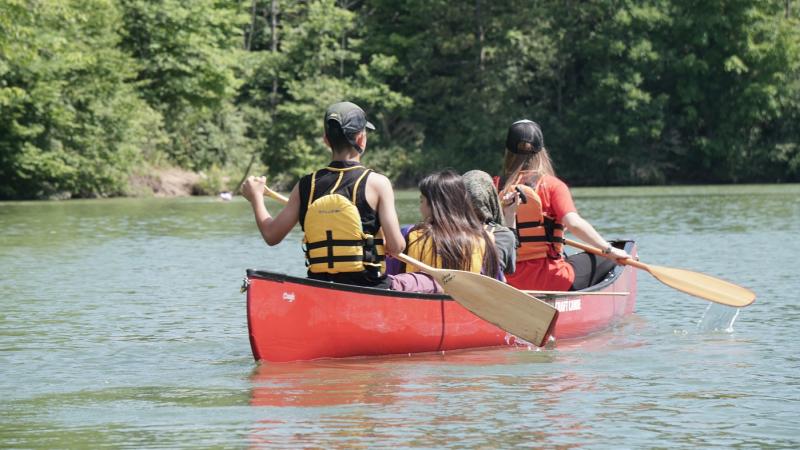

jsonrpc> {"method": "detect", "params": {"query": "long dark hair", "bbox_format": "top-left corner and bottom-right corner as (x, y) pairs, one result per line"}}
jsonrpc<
(411, 170), (500, 279)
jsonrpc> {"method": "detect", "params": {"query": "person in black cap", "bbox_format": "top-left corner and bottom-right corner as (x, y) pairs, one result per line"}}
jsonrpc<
(241, 101), (405, 288)
(497, 119), (630, 291)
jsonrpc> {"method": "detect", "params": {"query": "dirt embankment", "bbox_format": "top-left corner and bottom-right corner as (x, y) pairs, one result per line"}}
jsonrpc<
(129, 167), (203, 197)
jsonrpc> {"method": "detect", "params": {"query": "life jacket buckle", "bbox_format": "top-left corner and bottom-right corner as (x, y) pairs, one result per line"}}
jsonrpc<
(363, 235), (375, 262)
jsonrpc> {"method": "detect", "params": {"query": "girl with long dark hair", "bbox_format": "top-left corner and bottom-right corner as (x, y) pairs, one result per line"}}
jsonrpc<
(390, 170), (500, 292)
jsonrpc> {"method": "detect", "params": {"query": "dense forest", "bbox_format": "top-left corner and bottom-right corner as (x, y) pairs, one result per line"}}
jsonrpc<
(1, 0), (799, 199)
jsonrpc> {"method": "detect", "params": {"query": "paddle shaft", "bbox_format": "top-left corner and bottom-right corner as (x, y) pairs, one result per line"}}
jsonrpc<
(563, 238), (755, 307)
(263, 186), (289, 204)
(563, 238), (650, 271)
(393, 252), (436, 273)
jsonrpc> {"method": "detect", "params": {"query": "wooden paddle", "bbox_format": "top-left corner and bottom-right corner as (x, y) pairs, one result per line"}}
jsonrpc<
(263, 185), (288, 203)
(260, 184), (559, 346)
(393, 253), (558, 347)
(563, 238), (756, 307)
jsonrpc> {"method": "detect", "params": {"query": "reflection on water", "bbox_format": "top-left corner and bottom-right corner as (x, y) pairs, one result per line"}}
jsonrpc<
(248, 348), (557, 408)
(250, 360), (403, 408)
(246, 329), (661, 447)
(2, 185), (799, 448)
(247, 349), (573, 447)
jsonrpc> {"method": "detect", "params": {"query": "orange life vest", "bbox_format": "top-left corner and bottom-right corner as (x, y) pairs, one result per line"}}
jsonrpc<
(511, 180), (564, 261)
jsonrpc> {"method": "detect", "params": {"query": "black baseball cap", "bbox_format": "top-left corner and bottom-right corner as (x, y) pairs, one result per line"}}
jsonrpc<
(506, 120), (544, 154)
(324, 101), (375, 153)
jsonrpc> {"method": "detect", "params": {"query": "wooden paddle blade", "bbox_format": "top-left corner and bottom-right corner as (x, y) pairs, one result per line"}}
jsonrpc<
(437, 270), (559, 347)
(647, 265), (756, 307)
(563, 238), (756, 307)
(393, 252), (558, 346)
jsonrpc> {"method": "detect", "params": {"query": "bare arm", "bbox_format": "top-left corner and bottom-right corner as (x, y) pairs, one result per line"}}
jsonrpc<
(562, 212), (629, 259)
(367, 173), (405, 256)
(241, 176), (300, 246)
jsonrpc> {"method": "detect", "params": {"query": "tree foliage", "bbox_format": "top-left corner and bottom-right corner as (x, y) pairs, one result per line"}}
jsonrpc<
(0, 0), (159, 198)
(0, 0), (798, 199)
(117, 0), (251, 170)
(239, 0), (412, 183)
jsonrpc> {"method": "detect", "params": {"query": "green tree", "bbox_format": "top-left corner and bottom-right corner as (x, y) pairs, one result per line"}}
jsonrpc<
(239, 0), (412, 184)
(0, 0), (159, 199)
(117, 0), (252, 170)
(531, 0), (799, 184)
(2, 0), (798, 200)
(541, 1), (671, 184)
(658, 0), (800, 182)
(363, 0), (560, 179)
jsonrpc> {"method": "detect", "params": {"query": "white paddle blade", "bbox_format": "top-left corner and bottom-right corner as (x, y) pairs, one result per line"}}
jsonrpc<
(649, 265), (756, 307)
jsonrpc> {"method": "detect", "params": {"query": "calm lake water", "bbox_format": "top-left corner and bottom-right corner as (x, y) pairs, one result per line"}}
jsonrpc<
(2, 184), (799, 448)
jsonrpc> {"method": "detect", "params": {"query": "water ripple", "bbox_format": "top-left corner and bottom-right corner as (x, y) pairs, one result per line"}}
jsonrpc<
(2, 187), (799, 448)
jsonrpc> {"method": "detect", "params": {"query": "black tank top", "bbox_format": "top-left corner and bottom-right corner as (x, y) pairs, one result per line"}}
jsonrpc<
(298, 160), (389, 288)
(298, 161), (381, 235)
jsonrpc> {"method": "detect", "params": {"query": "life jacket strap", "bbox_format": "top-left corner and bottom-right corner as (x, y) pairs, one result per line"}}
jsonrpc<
(307, 255), (366, 268)
(517, 220), (543, 229)
(303, 230), (385, 269)
(305, 239), (368, 250)
(519, 218), (564, 228)
(306, 253), (386, 267)
(304, 238), (384, 250)
(519, 235), (565, 243)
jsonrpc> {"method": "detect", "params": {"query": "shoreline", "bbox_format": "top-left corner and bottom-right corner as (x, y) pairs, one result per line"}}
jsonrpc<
(4, 177), (799, 201)
(128, 167), (205, 198)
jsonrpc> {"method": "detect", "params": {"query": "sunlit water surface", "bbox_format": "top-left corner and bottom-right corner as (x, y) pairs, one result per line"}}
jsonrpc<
(1, 184), (798, 448)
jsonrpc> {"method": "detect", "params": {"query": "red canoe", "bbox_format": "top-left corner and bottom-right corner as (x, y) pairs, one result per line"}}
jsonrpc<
(245, 241), (637, 362)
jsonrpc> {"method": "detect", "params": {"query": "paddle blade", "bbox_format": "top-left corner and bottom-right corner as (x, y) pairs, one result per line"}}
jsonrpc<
(648, 265), (756, 307)
(434, 269), (559, 347)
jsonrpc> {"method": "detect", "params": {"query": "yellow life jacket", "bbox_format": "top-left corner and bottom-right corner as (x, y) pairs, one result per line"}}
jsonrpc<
(403, 228), (486, 274)
(302, 166), (385, 274)
(511, 180), (564, 261)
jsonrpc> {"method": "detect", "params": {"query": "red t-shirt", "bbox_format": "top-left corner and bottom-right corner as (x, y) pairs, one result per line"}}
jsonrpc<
(504, 175), (577, 291)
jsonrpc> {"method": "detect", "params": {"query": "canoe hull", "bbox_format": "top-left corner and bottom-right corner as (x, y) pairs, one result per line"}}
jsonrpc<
(247, 241), (637, 362)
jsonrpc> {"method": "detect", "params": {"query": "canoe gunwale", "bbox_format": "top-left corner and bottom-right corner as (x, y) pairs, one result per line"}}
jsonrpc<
(246, 239), (636, 300)
(245, 269), (450, 300)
